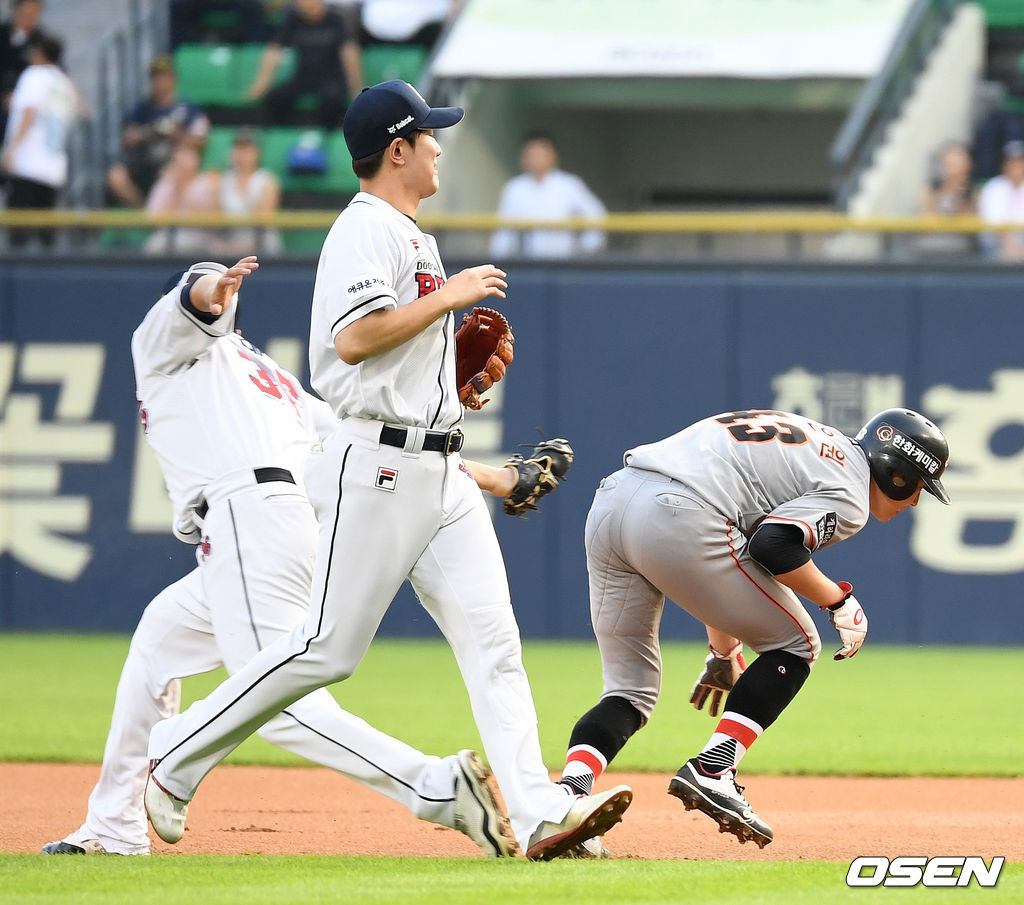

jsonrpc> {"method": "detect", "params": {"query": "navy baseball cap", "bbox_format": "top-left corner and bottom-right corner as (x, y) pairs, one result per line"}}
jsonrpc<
(343, 80), (464, 160)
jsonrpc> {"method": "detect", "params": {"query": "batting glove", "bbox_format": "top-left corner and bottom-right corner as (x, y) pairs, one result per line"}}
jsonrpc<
(823, 581), (867, 660)
(689, 643), (746, 717)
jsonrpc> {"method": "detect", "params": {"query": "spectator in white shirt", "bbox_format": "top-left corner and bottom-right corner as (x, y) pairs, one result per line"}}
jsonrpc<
(978, 139), (1024, 261)
(490, 131), (607, 260)
(1, 32), (77, 247)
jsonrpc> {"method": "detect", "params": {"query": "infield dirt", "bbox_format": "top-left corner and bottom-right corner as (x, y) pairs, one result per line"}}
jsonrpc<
(3, 764), (1020, 860)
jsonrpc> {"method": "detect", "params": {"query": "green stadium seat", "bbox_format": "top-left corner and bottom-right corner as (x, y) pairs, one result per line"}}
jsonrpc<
(978, 1), (1024, 29)
(283, 229), (330, 254)
(201, 125), (237, 170)
(234, 44), (297, 93)
(362, 45), (428, 87)
(174, 44), (239, 106)
(260, 127), (359, 195)
(98, 226), (151, 250)
(175, 44), (298, 111)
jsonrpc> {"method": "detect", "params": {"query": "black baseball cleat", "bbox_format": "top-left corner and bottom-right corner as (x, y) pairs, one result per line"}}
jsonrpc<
(668, 758), (773, 849)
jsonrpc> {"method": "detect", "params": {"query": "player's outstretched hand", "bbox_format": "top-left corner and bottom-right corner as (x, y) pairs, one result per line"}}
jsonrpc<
(208, 256), (259, 316)
(689, 643), (746, 717)
(441, 265), (507, 312)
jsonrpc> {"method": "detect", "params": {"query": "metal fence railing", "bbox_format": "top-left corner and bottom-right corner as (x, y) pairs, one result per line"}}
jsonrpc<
(0, 209), (1014, 263)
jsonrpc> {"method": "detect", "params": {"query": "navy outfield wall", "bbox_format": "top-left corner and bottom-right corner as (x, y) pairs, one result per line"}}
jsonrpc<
(1, 260), (1022, 643)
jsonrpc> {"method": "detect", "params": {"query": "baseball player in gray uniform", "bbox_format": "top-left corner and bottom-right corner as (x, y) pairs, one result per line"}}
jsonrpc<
(42, 257), (521, 857)
(144, 81), (631, 861)
(555, 408), (949, 849)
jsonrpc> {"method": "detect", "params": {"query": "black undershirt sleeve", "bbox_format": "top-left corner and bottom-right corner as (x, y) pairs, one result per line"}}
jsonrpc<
(747, 523), (811, 575)
(180, 280), (221, 325)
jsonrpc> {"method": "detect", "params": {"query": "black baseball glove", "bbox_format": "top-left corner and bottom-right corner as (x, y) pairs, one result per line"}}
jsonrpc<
(503, 438), (574, 518)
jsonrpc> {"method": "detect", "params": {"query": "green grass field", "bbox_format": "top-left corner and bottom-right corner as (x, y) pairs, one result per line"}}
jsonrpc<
(2, 634), (1021, 904)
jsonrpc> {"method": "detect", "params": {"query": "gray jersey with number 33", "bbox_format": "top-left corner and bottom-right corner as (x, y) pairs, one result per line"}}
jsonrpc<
(623, 410), (872, 554)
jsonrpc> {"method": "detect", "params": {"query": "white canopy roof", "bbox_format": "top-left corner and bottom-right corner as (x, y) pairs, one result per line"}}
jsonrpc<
(431, 0), (913, 80)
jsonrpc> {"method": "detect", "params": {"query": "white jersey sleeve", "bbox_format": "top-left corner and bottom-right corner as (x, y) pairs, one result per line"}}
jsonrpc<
(132, 283), (237, 379)
(315, 209), (400, 341)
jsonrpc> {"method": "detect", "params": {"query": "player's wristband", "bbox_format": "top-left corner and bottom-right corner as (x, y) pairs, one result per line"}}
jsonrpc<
(180, 281), (221, 324)
(824, 580), (854, 611)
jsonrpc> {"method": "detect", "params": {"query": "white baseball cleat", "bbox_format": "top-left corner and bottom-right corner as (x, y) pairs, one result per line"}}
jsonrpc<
(452, 750), (518, 857)
(525, 785), (632, 861)
(41, 835), (110, 855)
(144, 761), (190, 844)
(557, 834), (612, 859)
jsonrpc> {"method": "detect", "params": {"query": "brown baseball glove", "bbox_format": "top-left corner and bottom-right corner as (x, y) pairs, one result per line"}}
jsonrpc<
(503, 437), (574, 518)
(455, 306), (514, 410)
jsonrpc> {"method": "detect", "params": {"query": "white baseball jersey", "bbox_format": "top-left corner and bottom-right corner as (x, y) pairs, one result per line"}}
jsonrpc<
(309, 191), (462, 429)
(624, 410), (871, 551)
(132, 282), (336, 541)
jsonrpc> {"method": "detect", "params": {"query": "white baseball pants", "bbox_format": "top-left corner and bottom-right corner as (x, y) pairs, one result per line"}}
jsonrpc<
(148, 421), (573, 851)
(75, 481), (460, 853)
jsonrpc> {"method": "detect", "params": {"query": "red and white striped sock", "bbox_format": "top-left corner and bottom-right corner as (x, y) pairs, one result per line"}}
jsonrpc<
(560, 744), (607, 795)
(696, 712), (764, 775)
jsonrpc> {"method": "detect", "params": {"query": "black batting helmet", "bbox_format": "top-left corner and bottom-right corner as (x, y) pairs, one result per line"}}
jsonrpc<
(854, 409), (950, 504)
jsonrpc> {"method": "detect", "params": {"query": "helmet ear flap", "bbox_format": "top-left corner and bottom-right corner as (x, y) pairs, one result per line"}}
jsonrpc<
(874, 454), (919, 501)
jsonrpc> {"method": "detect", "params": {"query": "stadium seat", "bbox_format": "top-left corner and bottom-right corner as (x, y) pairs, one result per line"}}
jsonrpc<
(200, 126), (357, 199)
(201, 125), (237, 170)
(174, 44), (239, 106)
(978, 1), (1024, 28)
(174, 44), (297, 110)
(260, 127), (360, 195)
(283, 229), (330, 254)
(234, 44), (297, 96)
(362, 45), (428, 87)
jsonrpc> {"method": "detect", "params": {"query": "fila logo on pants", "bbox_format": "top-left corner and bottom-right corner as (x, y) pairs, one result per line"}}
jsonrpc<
(376, 467), (399, 492)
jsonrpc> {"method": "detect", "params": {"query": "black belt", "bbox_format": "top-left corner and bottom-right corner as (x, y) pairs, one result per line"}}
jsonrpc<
(195, 467), (295, 520)
(379, 425), (464, 456)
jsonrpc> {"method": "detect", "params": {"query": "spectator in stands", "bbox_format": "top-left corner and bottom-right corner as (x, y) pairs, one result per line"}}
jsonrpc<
(108, 56), (209, 209)
(106, 55), (210, 209)
(0, 0), (46, 139)
(972, 54), (1024, 184)
(915, 140), (978, 259)
(246, 0), (362, 130)
(1, 32), (76, 248)
(978, 139), (1024, 261)
(169, 0), (268, 48)
(490, 131), (607, 260)
(923, 141), (977, 217)
(358, 0), (458, 48)
(143, 140), (219, 254)
(210, 126), (283, 255)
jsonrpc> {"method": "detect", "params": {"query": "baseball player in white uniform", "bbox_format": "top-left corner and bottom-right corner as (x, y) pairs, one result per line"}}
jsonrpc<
(144, 81), (632, 861)
(555, 408), (949, 848)
(42, 257), (522, 857)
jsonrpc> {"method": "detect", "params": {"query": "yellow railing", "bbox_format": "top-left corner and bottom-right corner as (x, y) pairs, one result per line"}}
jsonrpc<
(0, 209), (1012, 234)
